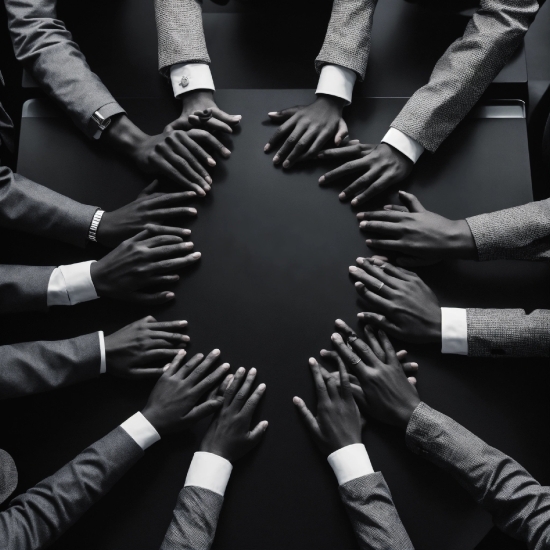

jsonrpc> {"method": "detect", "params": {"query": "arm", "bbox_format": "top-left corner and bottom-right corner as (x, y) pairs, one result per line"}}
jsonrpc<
(406, 402), (550, 550)
(0, 264), (54, 312)
(391, 0), (541, 152)
(5, 0), (124, 138)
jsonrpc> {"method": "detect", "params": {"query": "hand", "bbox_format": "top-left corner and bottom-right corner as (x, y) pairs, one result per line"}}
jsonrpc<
(348, 257), (441, 343)
(294, 356), (362, 456)
(200, 367), (268, 462)
(264, 95), (348, 169)
(97, 182), (197, 248)
(357, 191), (476, 265)
(330, 330), (421, 429)
(318, 143), (413, 206)
(318, 320), (418, 415)
(142, 349), (231, 436)
(90, 225), (201, 305)
(166, 90), (241, 134)
(105, 316), (189, 379)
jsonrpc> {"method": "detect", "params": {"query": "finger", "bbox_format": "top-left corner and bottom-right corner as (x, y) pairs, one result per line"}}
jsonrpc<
(120, 291), (175, 304)
(274, 124), (308, 165)
(148, 320), (188, 330)
(149, 252), (202, 274)
(331, 332), (380, 370)
(398, 190), (426, 213)
(147, 191), (198, 209)
(359, 220), (402, 237)
(179, 353), (205, 378)
(292, 396), (322, 440)
(317, 144), (363, 161)
(334, 118), (349, 146)
(353, 283), (394, 315)
(191, 115), (233, 134)
(408, 377), (417, 386)
(341, 166), (382, 202)
(126, 368), (166, 379)
(357, 312), (401, 339)
(351, 172), (397, 206)
(247, 420), (269, 446)
(350, 383), (369, 412)
(232, 368), (258, 411)
(348, 266), (392, 296)
(326, 375), (340, 401)
(138, 180), (160, 198)
(363, 257), (414, 281)
(164, 350), (188, 376)
(149, 330), (189, 344)
(140, 233), (184, 248)
(187, 129), (232, 158)
(183, 399), (224, 423)
(357, 210), (405, 222)
(318, 158), (368, 186)
(264, 116), (297, 152)
(362, 324), (385, 360)
(241, 382), (267, 418)
(152, 157), (206, 195)
(402, 362), (419, 374)
(283, 129), (317, 168)
(267, 106), (300, 123)
(192, 363), (232, 397)
(296, 129), (333, 163)
(210, 107), (242, 126)
(337, 347), (352, 398)
(163, 149), (210, 191)
(184, 348), (221, 382)
(172, 135), (213, 181)
(146, 241), (194, 260)
(143, 275), (181, 286)
(224, 366), (246, 406)
(309, 357), (330, 405)
(377, 330), (401, 366)
(136, 225), (190, 242)
(383, 204), (410, 213)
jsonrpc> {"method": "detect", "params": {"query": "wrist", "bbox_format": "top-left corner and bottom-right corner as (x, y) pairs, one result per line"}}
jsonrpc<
(181, 89), (215, 110)
(426, 307), (442, 343)
(451, 220), (477, 260)
(102, 114), (148, 159)
(89, 261), (107, 297)
(397, 396), (421, 430)
(316, 93), (346, 113)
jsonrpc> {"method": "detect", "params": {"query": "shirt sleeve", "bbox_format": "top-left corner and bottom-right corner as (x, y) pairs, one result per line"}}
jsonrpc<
(98, 331), (106, 374)
(47, 260), (99, 306)
(120, 412), (161, 450)
(184, 452), (233, 497)
(327, 443), (375, 486)
(315, 64), (357, 105)
(381, 128), (425, 163)
(441, 307), (468, 355)
(170, 63), (215, 98)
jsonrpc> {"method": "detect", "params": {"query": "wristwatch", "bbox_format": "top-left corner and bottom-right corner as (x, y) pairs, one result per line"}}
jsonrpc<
(91, 110), (112, 132)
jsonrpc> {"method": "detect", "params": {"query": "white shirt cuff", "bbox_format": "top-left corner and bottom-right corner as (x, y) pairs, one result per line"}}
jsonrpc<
(441, 307), (469, 355)
(98, 331), (106, 374)
(327, 443), (374, 486)
(382, 128), (425, 163)
(47, 267), (71, 306)
(184, 452), (233, 497)
(316, 64), (357, 105)
(170, 63), (215, 98)
(120, 412), (161, 450)
(56, 261), (98, 305)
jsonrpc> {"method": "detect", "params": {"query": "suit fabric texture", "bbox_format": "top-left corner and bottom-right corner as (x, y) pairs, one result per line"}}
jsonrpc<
(0, 427), (143, 550)
(407, 402), (550, 550)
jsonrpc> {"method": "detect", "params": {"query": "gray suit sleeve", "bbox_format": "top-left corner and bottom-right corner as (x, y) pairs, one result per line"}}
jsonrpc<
(0, 426), (143, 550)
(339, 472), (414, 549)
(466, 308), (550, 357)
(466, 199), (550, 261)
(0, 166), (97, 248)
(0, 264), (54, 312)
(5, 0), (124, 138)
(154, 0), (211, 76)
(0, 332), (101, 400)
(406, 402), (550, 550)
(160, 486), (224, 550)
(390, 0), (540, 152)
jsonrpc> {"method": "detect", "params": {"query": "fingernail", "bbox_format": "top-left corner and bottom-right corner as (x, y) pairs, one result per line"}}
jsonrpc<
(366, 240), (372, 245)
(163, 364), (170, 371)
(356, 257), (365, 263)
(319, 175), (325, 183)
(359, 221), (367, 228)
(268, 112), (278, 116)
(320, 349), (329, 355)
(249, 367), (257, 375)
(183, 229), (191, 235)
(183, 242), (194, 249)
(207, 158), (216, 167)
(166, 292), (175, 299)
(212, 349), (221, 356)
(355, 282), (364, 288)
(399, 190), (405, 194)
(262, 421), (269, 430)
(318, 152), (325, 159)
(234, 115), (242, 121)
(258, 383), (266, 391)
(273, 155), (280, 164)
(308, 357), (316, 365)
(181, 335), (190, 342)
(351, 199), (358, 206)
(293, 396), (302, 405)
(179, 320), (188, 326)
(189, 208), (197, 214)
(205, 175), (213, 184)
(237, 367), (245, 374)
(331, 333), (342, 342)
(349, 266), (358, 273)
(204, 184), (211, 192)
(357, 213), (364, 219)
(197, 189), (206, 196)
(177, 349), (186, 356)
(282, 160), (290, 169)
(192, 252), (201, 259)
(411, 362), (419, 368)
(335, 318), (344, 325)
(264, 144), (271, 152)
(384, 205), (392, 210)
(357, 313), (365, 318)
(222, 147), (231, 157)
(222, 363), (230, 370)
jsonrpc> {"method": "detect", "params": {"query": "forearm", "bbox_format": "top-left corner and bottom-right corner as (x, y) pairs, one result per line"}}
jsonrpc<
(406, 403), (550, 549)
(0, 166), (96, 247)
(0, 265), (54, 312)
(101, 114), (147, 160)
(466, 199), (550, 261)
(0, 427), (143, 550)
(391, 0), (540, 152)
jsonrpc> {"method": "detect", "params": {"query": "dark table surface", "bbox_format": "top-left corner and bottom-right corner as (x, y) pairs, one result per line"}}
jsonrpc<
(5, 90), (549, 550)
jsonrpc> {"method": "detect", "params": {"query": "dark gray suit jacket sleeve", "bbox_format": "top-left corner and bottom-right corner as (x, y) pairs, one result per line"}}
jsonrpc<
(5, 0), (124, 138)
(160, 486), (224, 550)
(0, 332), (101, 400)
(0, 165), (97, 248)
(466, 199), (550, 261)
(339, 472), (414, 549)
(0, 426), (143, 550)
(391, 0), (540, 152)
(0, 264), (55, 312)
(406, 402), (550, 550)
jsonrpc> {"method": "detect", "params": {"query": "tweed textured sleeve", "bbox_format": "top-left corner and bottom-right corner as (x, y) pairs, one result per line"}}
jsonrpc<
(155, 0), (211, 76)
(160, 486), (224, 550)
(407, 402), (550, 550)
(0, 265), (55, 312)
(390, 0), (540, 152)
(466, 308), (550, 357)
(339, 472), (414, 549)
(0, 427), (143, 550)
(315, 0), (378, 80)
(466, 199), (550, 261)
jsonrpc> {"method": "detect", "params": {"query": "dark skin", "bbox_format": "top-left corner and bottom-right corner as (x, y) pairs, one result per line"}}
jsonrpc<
(97, 181), (197, 249)
(318, 142), (413, 206)
(357, 191), (477, 266)
(102, 114), (230, 195)
(142, 349), (231, 436)
(293, 356), (362, 456)
(330, 329), (421, 429)
(348, 257), (442, 343)
(104, 316), (189, 379)
(200, 367), (268, 462)
(264, 95), (348, 169)
(90, 225), (201, 305)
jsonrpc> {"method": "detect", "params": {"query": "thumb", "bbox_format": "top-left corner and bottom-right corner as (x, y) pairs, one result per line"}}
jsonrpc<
(357, 312), (399, 338)
(334, 118), (349, 146)
(267, 106), (300, 121)
(398, 191), (425, 213)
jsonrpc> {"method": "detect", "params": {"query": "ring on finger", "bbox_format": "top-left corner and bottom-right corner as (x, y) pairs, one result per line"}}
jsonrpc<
(350, 356), (362, 366)
(377, 281), (385, 291)
(347, 335), (358, 344)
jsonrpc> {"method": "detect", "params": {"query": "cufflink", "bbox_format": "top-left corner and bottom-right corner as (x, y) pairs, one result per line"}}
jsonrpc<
(180, 76), (189, 88)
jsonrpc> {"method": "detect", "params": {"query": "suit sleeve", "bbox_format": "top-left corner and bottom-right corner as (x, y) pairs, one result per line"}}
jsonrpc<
(4, 0), (124, 138)
(160, 486), (224, 550)
(0, 426), (143, 550)
(0, 333), (101, 400)
(155, 0), (211, 76)
(390, 0), (540, 152)
(315, 0), (377, 80)
(466, 199), (550, 261)
(406, 402), (550, 550)
(0, 166), (97, 248)
(339, 472), (414, 549)
(466, 308), (550, 357)
(0, 264), (54, 312)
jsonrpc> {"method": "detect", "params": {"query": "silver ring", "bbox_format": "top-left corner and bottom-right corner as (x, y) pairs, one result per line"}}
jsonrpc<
(350, 356), (362, 366)
(377, 281), (385, 291)
(347, 335), (358, 344)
